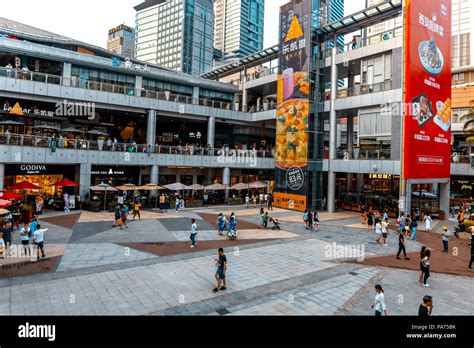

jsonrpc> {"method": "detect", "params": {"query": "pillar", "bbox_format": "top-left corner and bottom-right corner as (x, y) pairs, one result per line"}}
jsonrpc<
(147, 110), (157, 150)
(223, 167), (231, 199)
(346, 115), (354, 192)
(150, 165), (159, 197)
(0, 163), (4, 190)
(193, 86), (200, 105)
(62, 62), (72, 86)
(356, 174), (364, 193)
(135, 75), (143, 97)
(207, 116), (215, 148)
(327, 38), (338, 213)
(79, 163), (91, 200)
(439, 182), (450, 219)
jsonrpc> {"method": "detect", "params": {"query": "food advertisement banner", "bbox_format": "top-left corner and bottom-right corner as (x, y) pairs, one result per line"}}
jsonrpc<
(403, 0), (451, 179)
(274, 0), (312, 212)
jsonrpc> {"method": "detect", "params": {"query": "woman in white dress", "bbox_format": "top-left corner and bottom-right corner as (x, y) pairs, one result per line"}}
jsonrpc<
(424, 214), (432, 232)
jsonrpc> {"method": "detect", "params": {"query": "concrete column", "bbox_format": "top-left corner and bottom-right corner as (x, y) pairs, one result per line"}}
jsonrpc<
(207, 116), (216, 148)
(439, 182), (450, 219)
(150, 165), (159, 197)
(356, 174), (364, 193)
(79, 163), (92, 200)
(223, 167), (231, 199)
(347, 115), (354, 156)
(0, 163), (4, 190)
(62, 62), (72, 86)
(193, 86), (200, 105)
(327, 38), (338, 213)
(147, 110), (157, 150)
(135, 75), (143, 97)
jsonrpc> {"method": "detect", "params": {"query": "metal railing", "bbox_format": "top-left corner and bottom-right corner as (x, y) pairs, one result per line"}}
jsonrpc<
(336, 81), (393, 99)
(451, 155), (472, 164)
(323, 26), (403, 58)
(0, 132), (275, 158)
(335, 148), (392, 160)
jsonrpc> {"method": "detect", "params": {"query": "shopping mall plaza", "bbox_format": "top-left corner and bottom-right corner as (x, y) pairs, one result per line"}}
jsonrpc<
(0, 0), (471, 217)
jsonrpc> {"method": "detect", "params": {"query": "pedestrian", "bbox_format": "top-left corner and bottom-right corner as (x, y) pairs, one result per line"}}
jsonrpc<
(2, 223), (12, 256)
(361, 207), (367, 224)
(313, 211), (319, 232)
(175, 196), (180, 213)
(267, 194), (273, 211)
(382, 210), (389, 222)
(375, 219), (383, 245)
(32, 224), (47, 260)
(259, 193), (264, 207)
(113, 204), (121, 227)
(263, 212), (269, 229)
(421, 249), (431, 287)
(259, 208), (265, 229)
(418, 295), (433, 316)
(424, 214), (432, 232)
(245, 194), (250, 208)
(371, 285), (387, 316)
(367, 211), (374, 232)
(381, 218), (389, 246)
(217, 213), (226, 236)
(0, 229), (4, 259)
(190, 218), (198, 248)
(120, 205), (128, 230)
(398, 213), (405, 233)
(132, 200), (141, 220)
(396, 230), (410, 260)
(213, 248), (227, 293)
(303, 210), (309, 230)
(468, 232), (474, 269)
(20, 222), (31, 257)
(410, 218), (418, 241)
(442, 226), (449, 253)
(252, 195), (257, 208)
(418, 246), (427, 283)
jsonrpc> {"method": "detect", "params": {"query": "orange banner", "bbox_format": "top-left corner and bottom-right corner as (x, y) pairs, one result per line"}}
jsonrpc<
(274, 192), (307, 212)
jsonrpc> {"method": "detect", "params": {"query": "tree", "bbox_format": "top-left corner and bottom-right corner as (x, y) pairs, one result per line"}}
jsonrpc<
(460, 100), (474, 141)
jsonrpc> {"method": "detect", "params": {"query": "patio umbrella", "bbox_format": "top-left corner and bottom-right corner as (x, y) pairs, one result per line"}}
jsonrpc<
(90, 184), (118, 211)
(8, 181), (40, 191)
(0, 191), (23, 200)
(86, 130), (109, 136)
(163, 183), (191, 191)
(231, 183), (250, 191)
(205, 183), (226, 191)
(0, 120), (24, 126)
(138, 184), (166, 208)
(249, 181), (267, 189)
(34, 125), (60, 131)
(188, 184), (205, 191)
(60, 127), (83, 133)
(0, 199), (12, 209)
(116, 184), (138, 191)
(0, 208), (10, 215)
(52, 178), (79, 187)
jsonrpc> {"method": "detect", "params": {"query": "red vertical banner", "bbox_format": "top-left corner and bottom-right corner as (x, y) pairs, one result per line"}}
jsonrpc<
(403, 0), (451, 179)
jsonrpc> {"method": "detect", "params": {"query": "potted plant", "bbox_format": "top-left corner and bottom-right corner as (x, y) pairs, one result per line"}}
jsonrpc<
(97, 136), (105, 151)
(226, 197), (243, 206)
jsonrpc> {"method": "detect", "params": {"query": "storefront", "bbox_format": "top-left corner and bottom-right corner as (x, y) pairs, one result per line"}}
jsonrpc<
(91, 166), (140, 187)
(4, 164), (77, 196)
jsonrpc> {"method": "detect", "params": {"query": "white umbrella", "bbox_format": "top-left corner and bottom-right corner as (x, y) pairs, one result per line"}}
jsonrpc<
(90, 184), (118, 211)
(249, 181), (267, 189)
(188, 184), (205, 191)
(231, 183), (250, 191)
(116, 184), (138, 191)
(163, 183), (191, 191)
(205, 183), (227, 191)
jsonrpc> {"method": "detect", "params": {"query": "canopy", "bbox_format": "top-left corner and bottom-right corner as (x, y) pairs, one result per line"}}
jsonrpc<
(90, 184), (119, 192)
(60, 127), (83, 133)
(231, 183), (250, 190)
(205, 183), (227, 191)
(163, 183), (191, 191)
(0, 208), (10, 215)
(137, 183), (165, 191)
(52, 178), (79, 187)
(188, 184), (205, 191)
(249, 181), (267, 189)
(411, 190), (438, 199)
(34, 125), (60, 131)
(0, 199), (12, 209)
(86, 130), (109, 136)
(116, 184), (138, 191)
(0, 191), (23, 200)
(9, 181), (40, 191)
(0, 120), (24, 126)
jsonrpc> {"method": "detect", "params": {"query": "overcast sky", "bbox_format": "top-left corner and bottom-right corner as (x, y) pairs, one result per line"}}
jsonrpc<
(1, 0), (365, 49)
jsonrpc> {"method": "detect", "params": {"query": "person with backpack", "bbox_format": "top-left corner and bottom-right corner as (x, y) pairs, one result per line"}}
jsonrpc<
(217, 213), (227, 236)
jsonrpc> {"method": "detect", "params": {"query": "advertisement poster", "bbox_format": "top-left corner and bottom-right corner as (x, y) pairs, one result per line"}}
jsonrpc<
(274, 0), (312, 211)
(403, 0), (451, 179)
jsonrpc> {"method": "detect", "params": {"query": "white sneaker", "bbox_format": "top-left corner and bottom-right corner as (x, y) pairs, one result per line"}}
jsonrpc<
(190, 245), (195, 248)
(383, 244), (388, 247)
(423, 283), (430, 287)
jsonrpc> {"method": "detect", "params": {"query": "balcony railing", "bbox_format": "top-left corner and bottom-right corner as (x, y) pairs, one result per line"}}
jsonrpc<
(336, 81), (393, 99)
(0, 132), (275, 159)
(335, 148), (392, 160)
(451, 155), (472, 164)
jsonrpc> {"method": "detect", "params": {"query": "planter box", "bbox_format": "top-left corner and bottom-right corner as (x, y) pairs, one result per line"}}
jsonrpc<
(459, 232), (471, 240)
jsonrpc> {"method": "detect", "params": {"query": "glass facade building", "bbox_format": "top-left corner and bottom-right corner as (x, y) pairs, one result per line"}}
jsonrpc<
(135, 0), (214, 75)
(107, 24), (135, 59)
(214, 0), (264, 61)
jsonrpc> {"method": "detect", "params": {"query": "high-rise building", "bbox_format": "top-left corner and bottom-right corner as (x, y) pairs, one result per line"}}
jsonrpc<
(214, 0), (264, 62)
(134, 0), (214, 75)
(107, 24), (135, 58)
(452, 0), (473, 69)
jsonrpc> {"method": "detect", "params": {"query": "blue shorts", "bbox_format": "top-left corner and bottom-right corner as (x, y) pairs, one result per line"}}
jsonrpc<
(216, 268), (225, 280)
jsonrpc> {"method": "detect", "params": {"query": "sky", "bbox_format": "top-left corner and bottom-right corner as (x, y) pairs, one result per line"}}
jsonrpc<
(1, 0), (366, 49)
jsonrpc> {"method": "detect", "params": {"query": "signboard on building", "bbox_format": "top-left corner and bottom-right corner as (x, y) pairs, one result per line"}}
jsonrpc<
(403, 0), (452, 179)
(274, 0), (312, 212)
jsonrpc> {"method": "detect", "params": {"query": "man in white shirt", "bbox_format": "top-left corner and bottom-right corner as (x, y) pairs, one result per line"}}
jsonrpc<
(33, 224), (47, 260)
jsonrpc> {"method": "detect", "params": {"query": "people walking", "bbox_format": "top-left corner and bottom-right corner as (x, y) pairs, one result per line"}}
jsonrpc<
(424, 214), (432, 232)
(217, 213), (227, 236)
(398, 213), (405, 233)
(113, 205), (121, 227)
(259, 208), (265, 229)
(20, 222), (31, 257)
(32, 224), (47, 260)
(418, 246), (427, 283)
(381, 218), (389, 246)
(367, 211), (374, 232)
(371, 285), (387, 316)
(307, 211), (313, 231)
(421, 249), (431, 287)
(396, 230), (410, 260)
(410, 217), (418, 241)
(375, 219), (383, 245)
(252, 195), (257, 208)
(190, 219), (198, 248)
(119, 205), (128, 230)
(418, 295), (433, 316)
(2, 223), (12, 256)
(132, 200), (141, 220)
(442, 226), (449, 253)
(303, 210), (309, 230)
(263, 212), (269, 229)
(245, 194), (250, 208)
(213, 248), (227, 293)
(313, 211), (319, 232)
(267, 193), (273, 211)
(175, 197), (180, 213)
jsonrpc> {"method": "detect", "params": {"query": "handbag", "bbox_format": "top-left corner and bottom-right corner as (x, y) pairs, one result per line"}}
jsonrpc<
(117, 218), (123, 226)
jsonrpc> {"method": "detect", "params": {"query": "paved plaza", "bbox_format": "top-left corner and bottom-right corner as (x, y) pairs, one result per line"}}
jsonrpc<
(0, 206), (472, 316)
